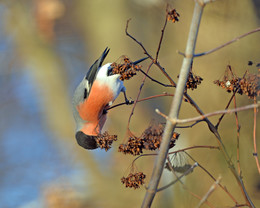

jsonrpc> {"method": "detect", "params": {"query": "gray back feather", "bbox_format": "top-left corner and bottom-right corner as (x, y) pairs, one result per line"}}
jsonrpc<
(85, 47), (110, 95)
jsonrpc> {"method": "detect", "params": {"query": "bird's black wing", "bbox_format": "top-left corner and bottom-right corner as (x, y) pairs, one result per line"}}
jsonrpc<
(85, 47), (110, 95)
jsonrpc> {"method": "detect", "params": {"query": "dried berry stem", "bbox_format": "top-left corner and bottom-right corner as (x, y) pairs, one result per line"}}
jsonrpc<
(194, 27), (260, 57)
(253, 97), (260, 174)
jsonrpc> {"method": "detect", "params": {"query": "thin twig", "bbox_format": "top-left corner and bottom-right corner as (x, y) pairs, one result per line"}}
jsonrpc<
(127, 62), (153, 130)
(125, 19), (176, 88)
(194, 27), (260, 57)
(215, 90), (238, 129)
(156, 103), (259, 125)
(155, 6), (168, 61)
(106, 93), (174, 111)
(125, 19), (152, 59)
(125, 17), (176, 131)
(176, 120), (204, 128)
(153, 61), (177, 87)
(132, 145), (219, 164)
(196, 176), (221, 208)
(138, 68), (174, 87)
(253, 97), (260, 174)
(169, 145), (220, 154)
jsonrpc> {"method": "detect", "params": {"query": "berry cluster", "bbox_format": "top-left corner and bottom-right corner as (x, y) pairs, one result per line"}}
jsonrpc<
(118, 135), (143, 156)
(186, 72), (203, 90)
(111, 57), (142, 81)
(214, 79), (239, 93)
(142, 123), (179, 150)
(214, 66), (259, 99)
(239, 72), (260, 99)
(121, 172), (146, 189)
(178, 71), (203, 90)
(96, 131), (117, 151)
(118, 123), (179, 156)
(167, 8), (180, 23)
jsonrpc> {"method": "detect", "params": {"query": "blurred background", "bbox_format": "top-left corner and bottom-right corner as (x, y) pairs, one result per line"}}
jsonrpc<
(0, 0), (259, 207)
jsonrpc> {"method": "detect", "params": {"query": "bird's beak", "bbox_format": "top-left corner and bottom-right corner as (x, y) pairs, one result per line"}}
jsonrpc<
(133, 57), (149, 65)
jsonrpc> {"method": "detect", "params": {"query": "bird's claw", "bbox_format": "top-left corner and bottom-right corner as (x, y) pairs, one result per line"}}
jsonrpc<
(103, 109), (108, 114)
(125, 98), (134, 105)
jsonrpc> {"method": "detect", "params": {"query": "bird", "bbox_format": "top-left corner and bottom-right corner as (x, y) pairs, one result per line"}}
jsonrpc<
(72, 48), (147, 150)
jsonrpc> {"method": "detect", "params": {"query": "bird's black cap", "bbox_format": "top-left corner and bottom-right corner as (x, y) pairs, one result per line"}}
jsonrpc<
(76, 131), (98, 150)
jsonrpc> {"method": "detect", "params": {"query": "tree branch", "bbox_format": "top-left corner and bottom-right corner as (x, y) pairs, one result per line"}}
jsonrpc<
(156, 103), (259, 125)
(141, 2), (205, 207)
(253, 97), (260, 174)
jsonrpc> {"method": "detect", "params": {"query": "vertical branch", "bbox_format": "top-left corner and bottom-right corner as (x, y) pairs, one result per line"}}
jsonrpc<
(253, 97), (260, 174)
(233, 96), (241, 175)
(141, 2), (205, 207)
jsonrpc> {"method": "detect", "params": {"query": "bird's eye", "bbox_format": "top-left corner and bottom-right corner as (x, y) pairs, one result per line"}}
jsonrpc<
(107, 67), (114, 76)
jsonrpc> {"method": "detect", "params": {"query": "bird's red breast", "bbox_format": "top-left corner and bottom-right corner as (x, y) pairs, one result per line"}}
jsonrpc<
(76, 81), (114, 136)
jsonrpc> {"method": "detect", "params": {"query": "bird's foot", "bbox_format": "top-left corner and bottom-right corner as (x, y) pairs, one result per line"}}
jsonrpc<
(103, 109), (108, 114)
(125, 98), (134, 105)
